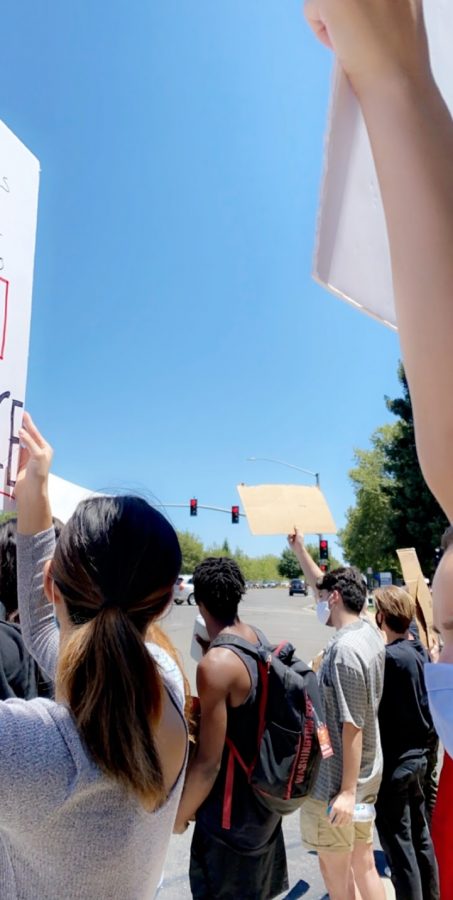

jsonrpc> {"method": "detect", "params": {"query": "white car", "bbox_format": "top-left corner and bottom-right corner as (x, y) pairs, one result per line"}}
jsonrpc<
(172, 574), (195, 605)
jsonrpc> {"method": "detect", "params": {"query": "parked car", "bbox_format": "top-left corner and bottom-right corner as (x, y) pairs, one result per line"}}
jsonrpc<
(289, 578), (307, 596)
(172, 574), (195, 605)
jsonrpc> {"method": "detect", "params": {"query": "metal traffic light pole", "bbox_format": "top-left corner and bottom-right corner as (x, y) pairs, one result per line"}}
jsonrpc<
(156, 503), (246, 519)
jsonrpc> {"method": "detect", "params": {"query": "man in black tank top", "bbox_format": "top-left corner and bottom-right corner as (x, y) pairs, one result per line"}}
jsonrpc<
(175, 557), (288, 900)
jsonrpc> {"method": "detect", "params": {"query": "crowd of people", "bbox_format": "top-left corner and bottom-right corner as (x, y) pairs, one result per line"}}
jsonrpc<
(0, 0), (452, 897)
(0, 466), (445, 899)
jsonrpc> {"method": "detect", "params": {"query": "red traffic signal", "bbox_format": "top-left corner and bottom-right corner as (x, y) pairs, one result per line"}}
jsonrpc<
(231, 505), (240, 524)
(190, 498), (198, 517)
(319, 539), (329, 561)
(319, 563), (328, 573)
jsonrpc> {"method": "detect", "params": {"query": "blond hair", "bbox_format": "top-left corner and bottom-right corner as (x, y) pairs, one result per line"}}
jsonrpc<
(374, 586), (415, 634)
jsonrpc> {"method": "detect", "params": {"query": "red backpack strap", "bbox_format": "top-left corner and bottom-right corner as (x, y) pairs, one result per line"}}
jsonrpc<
(221, 653), (272, 830)
(222, 747), (235, 830)
(256, 655), (272, 747)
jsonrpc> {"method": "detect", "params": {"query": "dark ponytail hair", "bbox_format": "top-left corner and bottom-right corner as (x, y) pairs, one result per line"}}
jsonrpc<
(52, 496), (181, 807)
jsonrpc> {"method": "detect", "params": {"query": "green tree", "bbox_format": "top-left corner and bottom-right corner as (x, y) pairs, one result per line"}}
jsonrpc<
(0, 512), (17, 525)
(383, 365), (448, 574)
(277, 548), (302, 579)
(338, 426), (397, 573)
(176, 531), (204, 573)
(204, 539), (232, 560)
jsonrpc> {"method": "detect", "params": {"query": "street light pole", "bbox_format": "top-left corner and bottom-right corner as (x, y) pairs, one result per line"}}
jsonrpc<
(246, 456), (320, 487)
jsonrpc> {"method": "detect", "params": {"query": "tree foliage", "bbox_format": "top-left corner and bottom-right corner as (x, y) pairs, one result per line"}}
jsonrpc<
(278, 543), (342, 579)
(383, 365), (448, 574)
(177, 531), (205, 573)
(339, 426), (397, 573)
(177, 532), (280, 581)
(339, 365), (448, 577)
(277, 548), (302, 579)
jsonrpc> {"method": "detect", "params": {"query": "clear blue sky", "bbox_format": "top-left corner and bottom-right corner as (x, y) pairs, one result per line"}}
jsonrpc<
(4, 1), (400, 558)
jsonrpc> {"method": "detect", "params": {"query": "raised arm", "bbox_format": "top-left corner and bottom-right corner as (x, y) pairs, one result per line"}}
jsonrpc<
(288, 528), (323, 592)
(305, 0), (453, 521)
(15, 413), (59, 679)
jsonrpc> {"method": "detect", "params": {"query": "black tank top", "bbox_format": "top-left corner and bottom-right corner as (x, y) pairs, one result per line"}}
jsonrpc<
(196, 631), (282, 851)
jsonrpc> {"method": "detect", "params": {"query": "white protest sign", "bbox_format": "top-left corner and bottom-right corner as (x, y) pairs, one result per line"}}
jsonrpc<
(314, 1), (453, 329)
(48, 473), (100, 523)
(0, 121), (39, 507)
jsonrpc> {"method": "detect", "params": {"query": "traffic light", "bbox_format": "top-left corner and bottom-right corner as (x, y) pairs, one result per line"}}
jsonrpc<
(319, 563), (328, 573)
(319, 539), (329, 561)
(231, 505), (240, 524)
(190, 498), (198, 517)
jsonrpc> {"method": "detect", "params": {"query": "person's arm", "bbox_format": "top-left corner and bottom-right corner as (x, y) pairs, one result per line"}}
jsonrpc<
(174, 649), (234, 832)
(304, 0), (453, 520)
(287, 528), (323, 592)
(328, 652), (368, 824)
(16, 530), (59, 680)
(329, 723), (362, 826)
(15, 413), (59, 679)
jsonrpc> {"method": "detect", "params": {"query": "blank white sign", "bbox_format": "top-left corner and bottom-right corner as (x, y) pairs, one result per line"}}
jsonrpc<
(314, 1), (453, 329)
(0, 121), (39, 506)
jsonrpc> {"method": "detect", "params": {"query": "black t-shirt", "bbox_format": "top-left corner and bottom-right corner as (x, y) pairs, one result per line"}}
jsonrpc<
(0, 620), (38, 700)
(379, 637), (433, 776)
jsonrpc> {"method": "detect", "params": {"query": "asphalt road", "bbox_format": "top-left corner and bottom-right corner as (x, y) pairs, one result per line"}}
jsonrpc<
(163, 586), (330, 693)
(159, 588), (394, 899)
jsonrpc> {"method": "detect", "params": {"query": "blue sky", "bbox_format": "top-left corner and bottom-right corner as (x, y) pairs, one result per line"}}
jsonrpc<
(4, 1), (400, 558)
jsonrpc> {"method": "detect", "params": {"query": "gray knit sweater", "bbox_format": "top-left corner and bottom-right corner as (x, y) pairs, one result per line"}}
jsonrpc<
(0, 527), (188, 900)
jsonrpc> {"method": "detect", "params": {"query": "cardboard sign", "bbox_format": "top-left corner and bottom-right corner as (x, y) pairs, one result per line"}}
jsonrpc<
(397, 547), (434, 649)
(0, 122), (40, 506)
(237, 483), (337, 536)
(314, 2), (453, 329)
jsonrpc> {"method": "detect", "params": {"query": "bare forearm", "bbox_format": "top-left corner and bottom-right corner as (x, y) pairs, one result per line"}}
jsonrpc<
(293, 543), (323, 589)
(341, 722), (362, 793)
(176, 759), (219, 826)
(359, 73), (453, 518)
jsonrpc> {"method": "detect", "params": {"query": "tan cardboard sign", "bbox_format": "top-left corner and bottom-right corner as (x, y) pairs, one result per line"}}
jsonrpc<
(397, 547), (434, 649)
(237, 484), (337, 536)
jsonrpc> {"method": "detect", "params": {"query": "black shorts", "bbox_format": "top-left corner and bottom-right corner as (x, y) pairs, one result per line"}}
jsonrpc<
(189, 821), (288, 900)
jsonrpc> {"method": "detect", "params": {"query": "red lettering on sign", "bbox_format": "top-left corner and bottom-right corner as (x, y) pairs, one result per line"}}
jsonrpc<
(0, 277), (9, 360)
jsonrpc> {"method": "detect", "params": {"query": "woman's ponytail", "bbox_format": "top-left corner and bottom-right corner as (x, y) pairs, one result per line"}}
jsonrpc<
(52, 495), (182, 808)
(56, 605), (165, 806)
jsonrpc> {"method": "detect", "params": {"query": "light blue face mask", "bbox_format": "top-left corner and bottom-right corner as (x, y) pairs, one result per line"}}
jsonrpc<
(425, 662), (453, 758)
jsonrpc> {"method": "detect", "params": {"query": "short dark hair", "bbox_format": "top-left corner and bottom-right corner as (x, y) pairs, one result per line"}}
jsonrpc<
(316, 566), (366, 614)
(193, 557), (245, 624)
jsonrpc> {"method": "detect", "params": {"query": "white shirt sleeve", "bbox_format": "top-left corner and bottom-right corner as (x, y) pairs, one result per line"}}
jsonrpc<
(146, 642), (185, 710)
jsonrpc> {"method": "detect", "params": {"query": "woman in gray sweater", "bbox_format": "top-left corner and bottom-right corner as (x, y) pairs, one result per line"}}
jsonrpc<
(3, 412), (188, 899)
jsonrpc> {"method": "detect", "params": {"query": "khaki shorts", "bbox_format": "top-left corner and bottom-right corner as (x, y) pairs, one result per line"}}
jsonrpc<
(300, 797), (374, 854)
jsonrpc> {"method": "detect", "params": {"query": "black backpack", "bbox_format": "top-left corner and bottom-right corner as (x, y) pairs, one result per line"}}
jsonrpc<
(210, 632), (329, 828)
